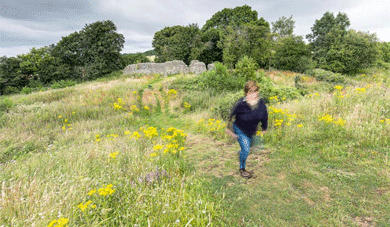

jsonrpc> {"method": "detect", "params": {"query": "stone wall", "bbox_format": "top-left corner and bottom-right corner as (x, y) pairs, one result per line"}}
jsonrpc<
(123, 60), (213, 76)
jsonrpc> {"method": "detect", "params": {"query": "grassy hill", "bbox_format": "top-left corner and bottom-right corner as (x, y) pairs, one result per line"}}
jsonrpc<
(0, 70), (389, 226)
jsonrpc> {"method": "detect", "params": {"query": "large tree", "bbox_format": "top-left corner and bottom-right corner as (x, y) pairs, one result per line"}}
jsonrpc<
(218, 19), (270, 68)
(271, 15), (295, 39)
(273, 35), (310, 72)
(378, 42), (390, 63)
(307, 12), (378, 74)
(201, 4), (258, 31)
(0, 56), (23, 94)
(53, 20), (125, 79)
(322, 30), (378, 74)
(199, 5), (261, 65)
(152, 24), (201, 65)
(306, 12), (350, 61)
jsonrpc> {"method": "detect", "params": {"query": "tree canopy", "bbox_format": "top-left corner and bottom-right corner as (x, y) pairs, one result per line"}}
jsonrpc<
(271, 15), (295, 38)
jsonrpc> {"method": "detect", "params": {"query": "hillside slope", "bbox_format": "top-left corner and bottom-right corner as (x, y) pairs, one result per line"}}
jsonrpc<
(0, 71), (389, 226)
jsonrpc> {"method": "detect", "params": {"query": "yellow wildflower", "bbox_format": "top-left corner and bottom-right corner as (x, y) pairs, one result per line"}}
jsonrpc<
(167, 89), (177, 98)
(58, 115), (62, 118)
(153, 145), (164, 150)
(334, 85), (343, 90)
(78, 200), (93, 212)
(334, 118), (346, 126)
(319, 114), (334, 123)
(87, 189), (96, 196)
(184, 102), (191, 108)
(109, 151), (119, 159)
(297, 124), (303, 128)
(130, 105), (139, 112)
(274, 119), (283, 127)
(355, 87), (366, 93)
(150, 153), (158, 157)
(47, 218), (69, 227)
(98, 184), (115, 196)
(130, 131), (141, 140)
(144, 106), (150, 111)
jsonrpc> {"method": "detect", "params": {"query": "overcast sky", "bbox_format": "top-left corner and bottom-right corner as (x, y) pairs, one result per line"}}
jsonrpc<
(1, 0), (390, 57)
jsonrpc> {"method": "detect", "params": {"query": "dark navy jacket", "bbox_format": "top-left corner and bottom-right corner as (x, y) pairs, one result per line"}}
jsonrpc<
(229, 97), (268, 138)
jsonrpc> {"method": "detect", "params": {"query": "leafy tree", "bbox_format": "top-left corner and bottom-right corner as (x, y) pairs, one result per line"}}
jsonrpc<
(152, 24), (201, 65)
(52, 32), (82, 66)
(271, 15), (295, 38)
(306, 12), (350, 61)
(121, 53), (150, 68)
(201, 5), (258, 31)
(53, 20), (125, 79)
(199, 5), (260, 65)
(218, 19), (270, 68)
(378, 42), (390, 63)
(273, 35), (310, 72)
(0, 56), (24, 94)
(197, 28), (223, 65)
(322, 30), (378, 74)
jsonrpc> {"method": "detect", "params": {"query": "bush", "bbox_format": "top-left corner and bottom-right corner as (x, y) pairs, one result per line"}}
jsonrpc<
(273, 35), (310, 72)
(199, 62), (244, 92)
(306, 69), (347, 83)
(20, 87), (34, 95)
(3, 86), (20, 95)
(0, 98), (14, 113)
(212, 91), (243, 120)
(377, 60), (390, 70)
(171, 75), (204, 91)
(257, 74), (301, 102)
(295, 56), (317, 73)
(50, 80), (77, 89)
(235, 56), (259, 81)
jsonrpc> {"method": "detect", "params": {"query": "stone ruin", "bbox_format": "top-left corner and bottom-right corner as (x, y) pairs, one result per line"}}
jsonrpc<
(123, 60), (215, 76)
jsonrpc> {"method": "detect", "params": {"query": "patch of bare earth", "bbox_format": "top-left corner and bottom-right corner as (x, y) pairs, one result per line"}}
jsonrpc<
(185, 132), (270, 181)
(352, 216), (376, 227)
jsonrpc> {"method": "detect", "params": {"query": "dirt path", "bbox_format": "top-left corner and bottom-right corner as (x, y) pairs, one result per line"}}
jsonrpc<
(184, 132), (271, 181)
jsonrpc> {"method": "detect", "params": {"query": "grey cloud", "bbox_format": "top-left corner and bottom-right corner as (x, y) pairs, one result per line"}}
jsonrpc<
(0, 0), (92, 20)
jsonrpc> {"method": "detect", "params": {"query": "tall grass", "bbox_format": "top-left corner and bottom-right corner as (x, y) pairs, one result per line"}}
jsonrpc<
(1, 70), (390, 226)
(0, 74), (223, 226)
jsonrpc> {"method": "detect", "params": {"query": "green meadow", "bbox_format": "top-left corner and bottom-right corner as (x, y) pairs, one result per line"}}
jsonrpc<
(0, 70), (390, 226)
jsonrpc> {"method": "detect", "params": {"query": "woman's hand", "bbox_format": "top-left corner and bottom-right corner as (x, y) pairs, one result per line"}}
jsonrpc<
(225, 128), (239, 139)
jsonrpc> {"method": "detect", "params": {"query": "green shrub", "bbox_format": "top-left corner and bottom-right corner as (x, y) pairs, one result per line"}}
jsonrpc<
(377, 60), (390, 70)
(212, 91), (243, 120)
(0, 98), (14, 113)
(20, 87), (34, 95)
(171, 75), (203, 91)
(50, 80), (77, 89)
(257, 74), (301, 102)
(235, 56), (259, 81)
(3, 86), (19, 95)
(306, 69), (347, 83)
(199, 62), (244, 92)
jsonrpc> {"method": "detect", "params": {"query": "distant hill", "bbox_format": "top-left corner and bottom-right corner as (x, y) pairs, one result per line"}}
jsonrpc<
(143, 49), (156, 56)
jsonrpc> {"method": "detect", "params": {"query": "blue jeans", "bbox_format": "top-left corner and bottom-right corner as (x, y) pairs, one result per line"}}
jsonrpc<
(233, 123), (252, 170)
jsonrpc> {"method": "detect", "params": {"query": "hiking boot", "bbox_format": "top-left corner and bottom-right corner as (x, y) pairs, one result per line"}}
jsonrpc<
(239, 169), (252, 178)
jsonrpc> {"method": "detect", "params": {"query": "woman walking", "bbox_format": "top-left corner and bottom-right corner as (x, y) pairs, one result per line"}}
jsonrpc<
(225, 80), (268, 178)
